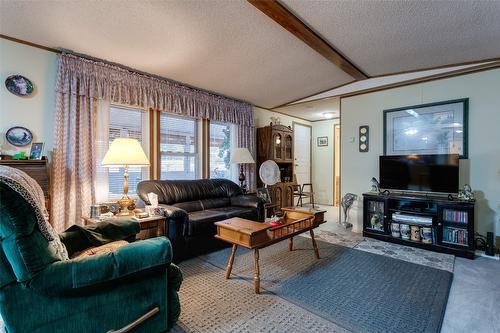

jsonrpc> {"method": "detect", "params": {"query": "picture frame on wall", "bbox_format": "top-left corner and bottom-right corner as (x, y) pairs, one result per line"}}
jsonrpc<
(383, 98), (468, 158)
(317, 136), (328, 147)
(29, 142), (44, 160)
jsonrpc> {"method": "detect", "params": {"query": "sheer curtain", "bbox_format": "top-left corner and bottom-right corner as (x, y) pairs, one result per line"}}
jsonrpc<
(94, 100), (111, 204)
(237, 125), (256, 191)
(51, 89), (98, 231)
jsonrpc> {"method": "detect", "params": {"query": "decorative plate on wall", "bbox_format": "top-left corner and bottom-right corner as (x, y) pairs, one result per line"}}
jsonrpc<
(5, 75), (34, 96)
(5, 126), (33, 146)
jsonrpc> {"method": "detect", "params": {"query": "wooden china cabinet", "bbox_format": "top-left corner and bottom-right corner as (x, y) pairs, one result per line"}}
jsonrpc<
(256, 124), (295, 209)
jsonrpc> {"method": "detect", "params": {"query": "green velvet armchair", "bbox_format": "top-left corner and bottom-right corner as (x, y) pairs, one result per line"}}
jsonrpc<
(0, 183), (182, 333)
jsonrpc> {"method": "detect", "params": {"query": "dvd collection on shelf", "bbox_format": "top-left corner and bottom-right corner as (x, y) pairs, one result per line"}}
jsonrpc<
(443, 226), (468, 245)
(443, 209), (468, 223)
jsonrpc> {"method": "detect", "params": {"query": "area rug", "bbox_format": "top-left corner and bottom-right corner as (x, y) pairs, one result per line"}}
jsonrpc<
(197, 237), (453, 333)
(302, 229), (455, 272)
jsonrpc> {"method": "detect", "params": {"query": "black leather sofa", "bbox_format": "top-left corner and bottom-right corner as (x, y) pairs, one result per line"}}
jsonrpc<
(137, 179), (265, 262)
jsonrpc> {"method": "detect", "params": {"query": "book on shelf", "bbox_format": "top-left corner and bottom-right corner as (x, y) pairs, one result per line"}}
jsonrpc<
(443, 209), (468, 223)
(443, 226), (468, 245)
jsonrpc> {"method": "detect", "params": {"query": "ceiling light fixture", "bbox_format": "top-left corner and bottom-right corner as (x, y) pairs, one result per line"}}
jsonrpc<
(322, 112), (335, 119)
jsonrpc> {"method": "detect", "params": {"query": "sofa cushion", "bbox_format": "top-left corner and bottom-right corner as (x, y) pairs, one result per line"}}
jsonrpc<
(185, 211), (228, 237)
(173, 200), (203, 213)
(200, 198), (231, 210)
(209, 207), (257, 220)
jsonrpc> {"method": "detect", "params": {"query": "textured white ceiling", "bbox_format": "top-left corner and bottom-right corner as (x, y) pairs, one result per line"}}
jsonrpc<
(0, 0), (354, 108)
(275, 97), (340, 121)
(282, 0), (500, 76)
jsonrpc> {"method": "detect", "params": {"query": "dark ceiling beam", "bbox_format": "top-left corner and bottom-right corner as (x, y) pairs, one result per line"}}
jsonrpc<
(248, 0), (368, 80)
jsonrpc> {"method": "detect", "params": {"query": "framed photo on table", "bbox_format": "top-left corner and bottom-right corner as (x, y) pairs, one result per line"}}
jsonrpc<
(383, 98), (468, 158)
(29, 142), (44, 160)
(256, 187), (271, 204)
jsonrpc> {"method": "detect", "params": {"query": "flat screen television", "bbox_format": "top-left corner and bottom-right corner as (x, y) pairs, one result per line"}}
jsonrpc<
(379, 154), (459, 194)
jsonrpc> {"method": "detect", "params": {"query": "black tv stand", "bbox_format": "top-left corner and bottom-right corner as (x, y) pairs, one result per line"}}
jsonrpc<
(363, 192), (475, 259)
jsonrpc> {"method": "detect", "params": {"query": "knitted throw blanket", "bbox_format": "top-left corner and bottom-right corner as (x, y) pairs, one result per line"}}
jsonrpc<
(0, 165), (68, 260)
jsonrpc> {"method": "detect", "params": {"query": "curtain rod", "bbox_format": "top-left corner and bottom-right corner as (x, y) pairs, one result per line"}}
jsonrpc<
(0, 33), (252, 105)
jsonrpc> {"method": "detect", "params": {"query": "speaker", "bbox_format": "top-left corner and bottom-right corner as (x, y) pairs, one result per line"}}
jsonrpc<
(485, 232), (494, 256)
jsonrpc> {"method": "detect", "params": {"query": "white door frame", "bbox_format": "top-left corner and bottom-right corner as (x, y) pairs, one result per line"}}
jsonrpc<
(292, 121), (312, 186)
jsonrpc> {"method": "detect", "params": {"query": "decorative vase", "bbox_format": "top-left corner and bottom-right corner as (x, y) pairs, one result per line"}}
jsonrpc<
(400, 224), (410, 240)
(391, 222), (400, 238)
(421, 227), (432, 244)
(410, 225), (421, 242)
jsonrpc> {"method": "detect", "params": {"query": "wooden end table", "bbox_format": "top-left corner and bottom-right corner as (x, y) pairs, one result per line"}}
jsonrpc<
(215, 209), (325, 294)
(82, 215), (167, 240)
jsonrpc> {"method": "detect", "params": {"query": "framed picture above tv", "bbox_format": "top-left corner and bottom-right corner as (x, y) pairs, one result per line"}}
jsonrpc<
(383, 98), (468, 158)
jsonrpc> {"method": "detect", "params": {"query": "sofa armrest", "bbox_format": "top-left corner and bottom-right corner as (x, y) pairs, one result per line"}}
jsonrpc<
(27, 238), (172, 296)
(230, 194), (265, 209)
(159, 204), (189, 221)
(231, 194), (266, 221)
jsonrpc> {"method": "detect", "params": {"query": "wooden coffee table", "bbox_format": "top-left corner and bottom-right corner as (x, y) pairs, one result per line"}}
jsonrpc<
(214, 209), (325, 294)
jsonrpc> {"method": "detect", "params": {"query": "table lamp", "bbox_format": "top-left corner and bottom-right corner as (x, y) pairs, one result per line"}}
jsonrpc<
(230, 148), (255, 191)
(102, 138), (150, 215)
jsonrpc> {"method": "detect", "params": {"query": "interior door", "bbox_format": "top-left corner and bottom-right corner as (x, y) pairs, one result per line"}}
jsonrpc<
(293, 123), (311, 185)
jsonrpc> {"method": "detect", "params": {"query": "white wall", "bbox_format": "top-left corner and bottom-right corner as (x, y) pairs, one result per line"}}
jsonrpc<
(312, 118), (339, 205)
(254, 106), (339, 206)
(0, 38), (57, 156)
(341, 68), (500, 244)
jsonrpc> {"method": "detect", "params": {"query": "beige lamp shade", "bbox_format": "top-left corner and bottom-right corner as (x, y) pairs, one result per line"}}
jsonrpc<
(102, 138), (150, 166)
(230, 148), (255, 164)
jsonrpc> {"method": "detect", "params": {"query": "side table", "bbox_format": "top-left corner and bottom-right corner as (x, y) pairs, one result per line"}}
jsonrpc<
(82, 215), (167, 240)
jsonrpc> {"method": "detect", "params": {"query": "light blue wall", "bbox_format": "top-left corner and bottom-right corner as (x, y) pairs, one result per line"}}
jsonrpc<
(0, 38), (58, 155)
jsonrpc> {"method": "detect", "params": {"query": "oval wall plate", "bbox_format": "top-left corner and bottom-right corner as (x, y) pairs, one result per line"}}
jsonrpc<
(5, 75), (34, 96)
(5, 126), (33, 146)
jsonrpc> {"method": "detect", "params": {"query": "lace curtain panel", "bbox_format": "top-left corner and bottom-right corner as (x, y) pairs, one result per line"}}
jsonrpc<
(51, 54), (255, 231)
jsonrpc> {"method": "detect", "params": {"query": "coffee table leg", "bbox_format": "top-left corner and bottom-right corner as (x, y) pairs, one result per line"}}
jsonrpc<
(254, 249), (260, 294)
(225, 244), (237, 279)
(310, 229), (320, 259)
(288, 237), (293, 251)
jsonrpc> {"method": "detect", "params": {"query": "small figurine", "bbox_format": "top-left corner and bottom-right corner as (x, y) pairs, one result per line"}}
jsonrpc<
(458, 184), (475, 201)
(270, 215), (283, 227)
(270, 116), (281, 125)
(370, 177), (381, 193)
(341, 193), (358, 229)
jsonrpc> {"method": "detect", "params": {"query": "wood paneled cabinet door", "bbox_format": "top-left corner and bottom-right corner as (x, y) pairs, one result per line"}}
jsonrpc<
(270, 185), (282, 208)
(283, 134), (293, 161)
(284, 183), (294, 207)
(273, 132), (283, 161)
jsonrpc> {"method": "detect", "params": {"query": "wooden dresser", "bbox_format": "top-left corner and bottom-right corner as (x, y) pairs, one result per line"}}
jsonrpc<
(0, 159), (50, 208)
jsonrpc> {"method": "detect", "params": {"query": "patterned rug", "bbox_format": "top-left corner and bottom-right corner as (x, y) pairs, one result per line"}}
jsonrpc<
(172, 237), (453, 333)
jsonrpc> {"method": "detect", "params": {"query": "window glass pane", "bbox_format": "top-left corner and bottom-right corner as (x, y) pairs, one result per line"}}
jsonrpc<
(210, 122), (233, 179)
(160, 113), (198, 179)
(108, 106), (146, 196)
(160, 155), (197, 180)
(160, 115), (196, 154)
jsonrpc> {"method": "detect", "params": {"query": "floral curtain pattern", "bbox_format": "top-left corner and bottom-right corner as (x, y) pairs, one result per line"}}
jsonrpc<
(51, 53), (255, 231)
